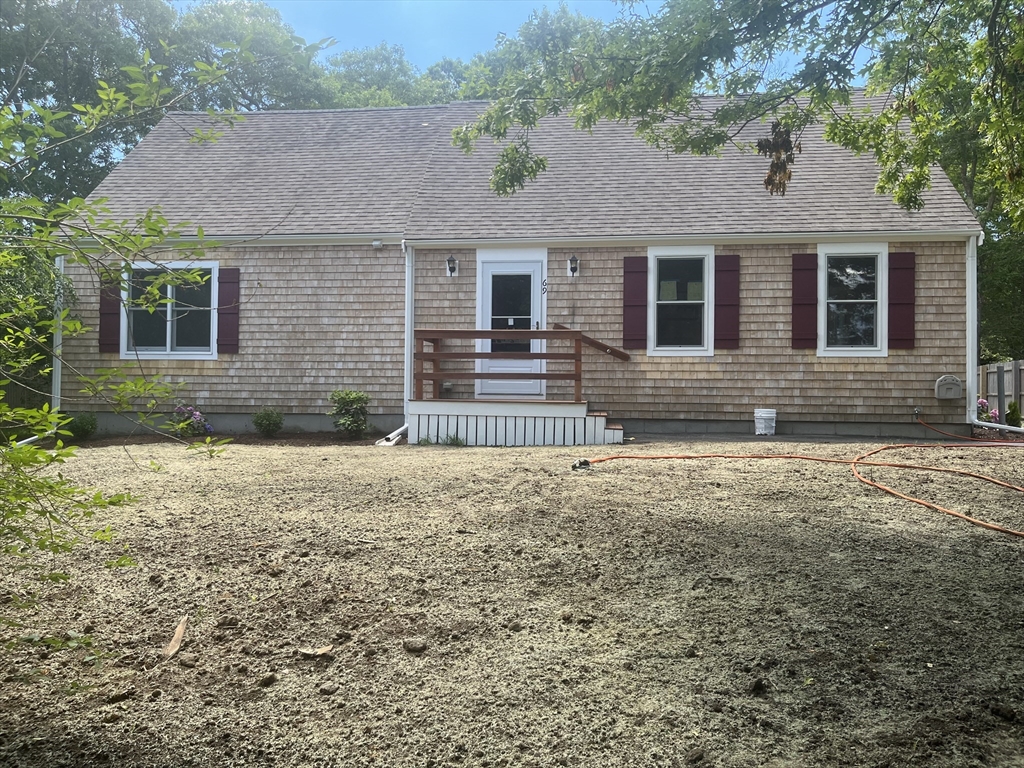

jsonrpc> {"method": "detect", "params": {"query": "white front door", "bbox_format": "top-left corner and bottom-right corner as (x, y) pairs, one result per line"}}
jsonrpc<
(477, 250), (546, 397)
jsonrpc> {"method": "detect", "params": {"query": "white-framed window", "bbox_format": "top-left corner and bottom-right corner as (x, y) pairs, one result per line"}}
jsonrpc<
(817, 243), (887, 357)
(121, 261), (219, 360)
(647, 245), (715, 356)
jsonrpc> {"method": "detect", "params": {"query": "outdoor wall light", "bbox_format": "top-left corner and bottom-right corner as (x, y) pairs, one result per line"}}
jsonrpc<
(568, 254), (580, 277)
(446, 255), (458, 277)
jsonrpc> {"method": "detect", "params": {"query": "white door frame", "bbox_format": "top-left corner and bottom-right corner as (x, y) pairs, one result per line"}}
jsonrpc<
(476, 248), (548, 398)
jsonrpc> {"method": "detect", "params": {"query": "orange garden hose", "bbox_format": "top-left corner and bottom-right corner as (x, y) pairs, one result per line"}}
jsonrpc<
(580, 424), (1024, 539)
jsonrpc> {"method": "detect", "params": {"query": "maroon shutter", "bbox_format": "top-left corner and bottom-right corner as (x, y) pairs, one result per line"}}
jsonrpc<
(888, 252), (915, 349)
(98, 274), (121, 353)
(714, 254), (740, 349)
(622, 256), (648, 349)
(217, 268), (240, 354)
(792, 253), (818, 349)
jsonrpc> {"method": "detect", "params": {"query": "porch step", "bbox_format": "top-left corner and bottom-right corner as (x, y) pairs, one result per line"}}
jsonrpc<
(603, 421), (624, 445)
(407, 400), (623, 446)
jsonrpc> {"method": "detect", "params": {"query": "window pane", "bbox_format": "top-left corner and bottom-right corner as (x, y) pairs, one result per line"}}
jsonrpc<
(827, 302), (876, 346)
(129, 270), (167, 303)
(491, 274), (531, 317)
(658, 258), (703, 302)
(127, 307), (167, 349)
(172, 308), (212, 350)
(827, 256), (876, 301)
(175, 271), (212, 310)
(657, 303), (703, 347)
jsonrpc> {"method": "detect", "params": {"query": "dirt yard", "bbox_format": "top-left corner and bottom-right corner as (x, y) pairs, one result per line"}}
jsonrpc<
(1, 436), (1023, 768)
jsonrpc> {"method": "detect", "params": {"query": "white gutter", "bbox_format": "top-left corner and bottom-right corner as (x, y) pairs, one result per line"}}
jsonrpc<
(405, 229), (985, 249)
(966, 232), (1024, 434)
(69, 233), (406, 249)
(73, 229), (983, 251)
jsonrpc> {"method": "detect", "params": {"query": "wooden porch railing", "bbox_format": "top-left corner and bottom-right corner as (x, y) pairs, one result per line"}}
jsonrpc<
(414, 328), (585, 401)
(552, 323), (631, 361)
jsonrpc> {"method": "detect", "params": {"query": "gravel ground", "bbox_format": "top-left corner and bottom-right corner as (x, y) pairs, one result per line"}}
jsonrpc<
(1, 436), (1023, 768)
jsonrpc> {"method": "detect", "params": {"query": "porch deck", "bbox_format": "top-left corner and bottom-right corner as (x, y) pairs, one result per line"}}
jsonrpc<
(410, 328), (627, 446)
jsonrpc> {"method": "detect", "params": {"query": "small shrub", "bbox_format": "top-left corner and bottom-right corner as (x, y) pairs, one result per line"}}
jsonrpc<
(1006, 401), (1022, 428)
(252, 407), (284, 438)
(187, 436), (232, 459)
(416, 435), (465, 447)
(168, 401), (214, 438)
(65, 413), (97, 441)
(328, 389), (370, 438)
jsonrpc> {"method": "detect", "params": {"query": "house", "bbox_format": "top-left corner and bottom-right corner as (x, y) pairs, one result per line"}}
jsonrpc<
(62, 99), (983, 444)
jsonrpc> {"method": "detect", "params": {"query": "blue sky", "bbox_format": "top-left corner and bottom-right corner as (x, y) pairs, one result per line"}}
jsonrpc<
(258, 0), (647, 69)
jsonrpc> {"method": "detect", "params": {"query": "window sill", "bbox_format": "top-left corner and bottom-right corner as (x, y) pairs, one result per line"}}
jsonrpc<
(647, 347), (714, 358)
(121, 351), (218, 361)
(816, 347), (888, 358)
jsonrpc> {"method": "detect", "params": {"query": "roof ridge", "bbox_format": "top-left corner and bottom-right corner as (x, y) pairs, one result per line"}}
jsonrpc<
(166, 103), (479, 117)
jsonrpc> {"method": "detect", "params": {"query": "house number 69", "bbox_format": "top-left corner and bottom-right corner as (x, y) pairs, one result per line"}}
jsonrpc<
(541, 279), (548, 294)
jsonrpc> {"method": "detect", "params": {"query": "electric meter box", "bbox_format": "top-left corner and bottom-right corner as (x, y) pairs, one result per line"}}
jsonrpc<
(934, 375), (963, 400)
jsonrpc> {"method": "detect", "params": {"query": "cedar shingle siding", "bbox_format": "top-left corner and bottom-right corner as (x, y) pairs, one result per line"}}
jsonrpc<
(64, 246), (406, 417)
(413, 242), (966, 426)
(64, 98), (979, 429)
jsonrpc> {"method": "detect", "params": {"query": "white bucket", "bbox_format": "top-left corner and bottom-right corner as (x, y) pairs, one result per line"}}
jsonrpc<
(754, 408), (777, 436)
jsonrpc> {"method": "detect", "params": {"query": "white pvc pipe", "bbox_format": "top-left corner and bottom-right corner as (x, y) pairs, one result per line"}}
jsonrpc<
(374, 423), (409, 446)
(965, 233), (1022, 434)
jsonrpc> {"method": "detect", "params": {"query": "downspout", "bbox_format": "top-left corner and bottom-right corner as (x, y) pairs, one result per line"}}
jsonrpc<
(967, 232), (1024, 434)
(12, 256), (65, 448)
(376, 239), (412, 446)
(51, 253), (64, 414)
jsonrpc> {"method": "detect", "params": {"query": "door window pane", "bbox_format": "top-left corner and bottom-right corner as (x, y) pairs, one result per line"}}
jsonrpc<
(492, 274), (531, 316)
(491, 273), (532, 354)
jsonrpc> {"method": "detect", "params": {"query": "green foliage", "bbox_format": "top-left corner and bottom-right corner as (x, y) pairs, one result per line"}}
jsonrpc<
(328, 389), (370, 438)
(0, 0), (336, 201)
(65, 413), (97, 441)
(169, 0), (336, 112)
(978, 233), (1024, 361)
(455, 0), (1024, 357)
(186, 436), (232, 459)
(456, 0), (1024, 230)
(1, 403), (134, 589)
(1006, 401), (1022, 428)
(0, 9), (289, 608)
(252, 406), (284, 438)
(416, 434), (466, 446)
(325, 43), (467, 108)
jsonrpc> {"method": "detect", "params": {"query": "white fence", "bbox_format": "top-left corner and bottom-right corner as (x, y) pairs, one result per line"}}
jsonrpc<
(978, 360), (1023, 416)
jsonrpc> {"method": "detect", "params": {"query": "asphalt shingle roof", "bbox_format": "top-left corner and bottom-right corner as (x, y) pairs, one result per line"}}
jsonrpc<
(86, 100), (980, 240)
